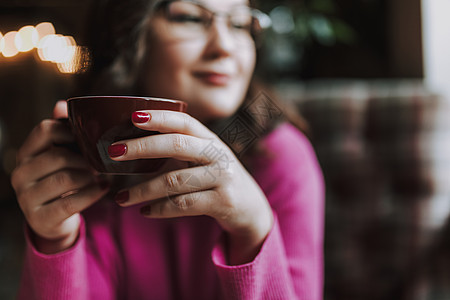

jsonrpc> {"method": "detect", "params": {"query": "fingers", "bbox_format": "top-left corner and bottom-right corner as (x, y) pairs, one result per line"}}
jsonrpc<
(110, 109), (235, 165)
(38, 182), (109, 226)
(12, 113), (109, 245)
(17, 119), (74, 165)
(11, 146), (90, 192)
(17, 169), (98, 209)
(132, 110), (216, 138)
(109, 134), (221, 164)
(26, 183), (108, 240)
(115, 165), (228, 207)
(53, 100), (68, 119)
(140, 190), (220, 219)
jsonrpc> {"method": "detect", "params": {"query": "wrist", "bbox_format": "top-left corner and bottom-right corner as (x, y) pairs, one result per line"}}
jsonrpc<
(226, 207), (273, 265)
(32, 229), (80, 255)
(30, 215), (81, 255)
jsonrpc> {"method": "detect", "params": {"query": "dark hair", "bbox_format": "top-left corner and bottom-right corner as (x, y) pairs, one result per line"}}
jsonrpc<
(77, 0), (154, 94)
(77, 0), (308, 165)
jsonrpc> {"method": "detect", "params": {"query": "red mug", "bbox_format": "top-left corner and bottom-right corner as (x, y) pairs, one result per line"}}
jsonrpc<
(67, 96), (187, 174)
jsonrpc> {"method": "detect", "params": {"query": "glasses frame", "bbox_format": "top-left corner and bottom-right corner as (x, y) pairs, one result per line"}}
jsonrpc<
(150, 0), (272, 41)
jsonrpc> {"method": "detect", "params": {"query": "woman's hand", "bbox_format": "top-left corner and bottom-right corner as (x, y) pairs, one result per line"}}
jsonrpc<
(11, 102), (109, 254)
(110, 110), (274, 264)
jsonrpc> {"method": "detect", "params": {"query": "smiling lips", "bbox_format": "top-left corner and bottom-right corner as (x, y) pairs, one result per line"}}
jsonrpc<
(193, 71), (232, 86)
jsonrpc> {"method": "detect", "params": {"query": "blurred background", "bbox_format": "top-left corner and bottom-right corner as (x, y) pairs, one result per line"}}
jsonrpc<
(1, 0), (450, 299)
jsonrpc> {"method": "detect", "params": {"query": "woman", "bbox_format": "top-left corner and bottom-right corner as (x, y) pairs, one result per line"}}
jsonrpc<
(11, 0), (324, 299)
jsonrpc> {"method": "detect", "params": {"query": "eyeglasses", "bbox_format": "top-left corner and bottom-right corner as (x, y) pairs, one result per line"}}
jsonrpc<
(151, 0), (272, 44)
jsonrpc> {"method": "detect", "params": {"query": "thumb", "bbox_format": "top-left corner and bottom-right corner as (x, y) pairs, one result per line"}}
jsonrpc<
(53, 100), (68, 119)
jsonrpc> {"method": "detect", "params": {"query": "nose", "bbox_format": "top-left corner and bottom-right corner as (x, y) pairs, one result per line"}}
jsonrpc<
(203, 18), (236, 59)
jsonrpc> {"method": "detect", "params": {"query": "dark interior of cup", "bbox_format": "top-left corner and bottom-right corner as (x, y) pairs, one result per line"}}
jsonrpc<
(67, 96), (187, 174)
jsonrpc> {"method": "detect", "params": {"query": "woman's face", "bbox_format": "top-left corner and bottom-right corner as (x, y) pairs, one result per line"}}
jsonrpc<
(140, 0), (256, 123)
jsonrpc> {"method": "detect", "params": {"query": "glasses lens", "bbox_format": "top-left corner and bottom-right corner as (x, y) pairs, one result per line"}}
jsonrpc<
(229, 7), (253, 32)
(164, 1), (211, 39)
(155, 1), (267, 44)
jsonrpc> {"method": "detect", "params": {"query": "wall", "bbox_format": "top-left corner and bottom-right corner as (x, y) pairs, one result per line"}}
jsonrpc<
(422, 0), (450, 99)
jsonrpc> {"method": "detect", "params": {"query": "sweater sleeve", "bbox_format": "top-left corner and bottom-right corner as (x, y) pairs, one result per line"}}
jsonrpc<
(17, 213), (120, 300)
(211, 123), (325, 300)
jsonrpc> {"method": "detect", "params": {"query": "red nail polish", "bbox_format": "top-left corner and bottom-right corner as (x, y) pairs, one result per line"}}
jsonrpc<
(140, 205), (151, 216)
(132, 112), (150, 123)
(115, 191), (129, 204)
(108, 144), (127, 157)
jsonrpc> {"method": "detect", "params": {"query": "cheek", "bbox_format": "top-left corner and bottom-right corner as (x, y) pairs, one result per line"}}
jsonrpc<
(141, 42), (201, 97)
(150, 45), (193, 78)
(239, 47), (256, 79)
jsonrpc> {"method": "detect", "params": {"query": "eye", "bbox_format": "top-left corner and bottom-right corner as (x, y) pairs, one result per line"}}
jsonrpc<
(231, 21), (252, 31)
(230, 8), (253, 31)
(169, 14), (203, 23)
(166, 2), (208, 24)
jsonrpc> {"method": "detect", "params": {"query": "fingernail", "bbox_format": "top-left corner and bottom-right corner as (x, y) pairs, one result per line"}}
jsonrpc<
(108, 144), (127, 158)
(140, 205), (151, 216)
(132, 112), (151, 124)
(115, 190), (129, 204)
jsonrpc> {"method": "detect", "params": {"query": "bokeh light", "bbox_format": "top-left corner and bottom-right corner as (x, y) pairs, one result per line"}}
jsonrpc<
(2, 22), (86, 74)
(43, 35), (68, 63)
(270, 6), (295, 34)
(57, 46), (90, 74)
(0, 32), (4, 53)
(37, 34), (55, 61)
(15, 25), (39, 52)
(35, 22), (55, 42)
(2, 31), (19, 58)
(64, 36), (76, 47)
(37, 34), (77, 63)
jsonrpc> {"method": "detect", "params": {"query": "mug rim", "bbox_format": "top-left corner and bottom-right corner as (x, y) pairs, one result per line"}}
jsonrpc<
(67, 95), (186, 105)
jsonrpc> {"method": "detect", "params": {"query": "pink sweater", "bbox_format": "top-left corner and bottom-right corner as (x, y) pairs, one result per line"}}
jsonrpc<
(18, 122), (325, 300)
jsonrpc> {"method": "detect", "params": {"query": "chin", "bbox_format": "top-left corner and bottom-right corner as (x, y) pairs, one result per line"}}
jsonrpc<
(188, 99), (240, 123)
(210, 97), (243, 116)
